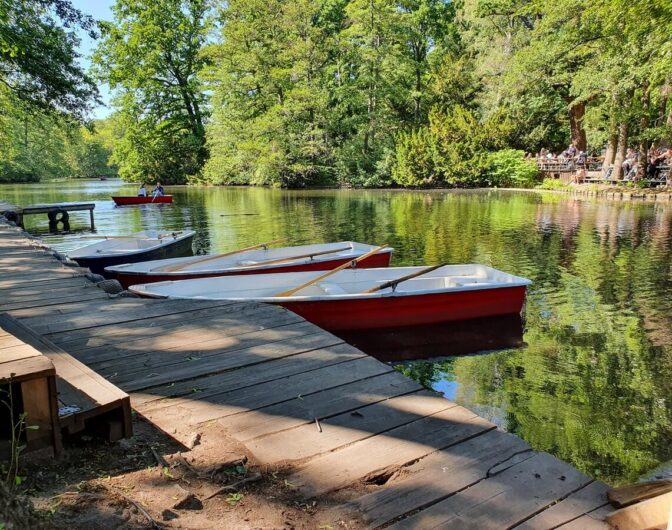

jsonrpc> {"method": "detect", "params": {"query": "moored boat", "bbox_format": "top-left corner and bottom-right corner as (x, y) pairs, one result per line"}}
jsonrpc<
(106, 241), (394, 289)
(68, 230), (195, 275)
(129, 264), (532, 331)
(112, 195), (173, 205)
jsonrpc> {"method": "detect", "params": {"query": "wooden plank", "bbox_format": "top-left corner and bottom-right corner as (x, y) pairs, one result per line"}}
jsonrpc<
(0, 277), (90, 293)
(248, 390), (456, 464)
(71, 308), (305, 366)
(0, 315), (128, 407)
(0, 356), (55, 382)
(15, 298), (243, 333)
(137, 356), (391, 431)
(92, 320), (319, 379)
(0, 344), (43, 363)
(22, 377), (56, 450)
(287, 404), (495, 498)
(0, 335), (26, 349)
(511, 481), (609, 530)
(131, 342), (366, 408)
(0, 272), (87, 289)
(606, 491), (672, 530)
(608, 479), (672, 508)
(225, 370), (422, 442)
(388, 453), (593, 530)
(556, 505), (613, 530)
(47, 302), (282, 346)
(116, 327), (343, 392)
(0, 291), (107, 311)
(350, 430), (533, 529)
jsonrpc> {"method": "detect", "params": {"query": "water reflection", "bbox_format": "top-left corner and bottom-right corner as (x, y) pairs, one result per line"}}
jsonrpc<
(2, 181), (672, 485)
(339, 315), (525, 361)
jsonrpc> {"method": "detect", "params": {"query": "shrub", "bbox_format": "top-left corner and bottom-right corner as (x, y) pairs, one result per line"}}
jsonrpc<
(482, 150), (540, 188)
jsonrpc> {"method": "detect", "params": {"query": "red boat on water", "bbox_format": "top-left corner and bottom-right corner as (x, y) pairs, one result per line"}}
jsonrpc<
(106, 241), (394, 289)
(129, 264), (532, 331)
(112, 195), (173, 205)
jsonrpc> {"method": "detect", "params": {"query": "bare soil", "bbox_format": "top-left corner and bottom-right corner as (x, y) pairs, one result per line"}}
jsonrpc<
(6, 417), (364, 530)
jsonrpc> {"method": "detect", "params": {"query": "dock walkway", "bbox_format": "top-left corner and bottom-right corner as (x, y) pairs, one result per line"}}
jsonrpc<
(0, 221), (612, 529)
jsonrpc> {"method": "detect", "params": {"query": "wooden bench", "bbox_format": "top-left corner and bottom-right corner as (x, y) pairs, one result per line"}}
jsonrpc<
(0, 326), (62, 457)
(0, 314), (132, 442)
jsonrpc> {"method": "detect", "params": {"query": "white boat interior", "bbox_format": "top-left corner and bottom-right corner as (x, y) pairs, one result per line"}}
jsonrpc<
(68, 230), (193, 258)
(107, 241), (392, 274)
(130, 265), (532, 301)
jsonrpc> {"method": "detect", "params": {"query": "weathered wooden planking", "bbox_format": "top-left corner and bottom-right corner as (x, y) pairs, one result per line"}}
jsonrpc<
(0, 272), (87, 290)
(225, 370), (421, 442)
(606, 491), (672, 530)
(0, 277), (91, 293)
(350, 430), (533, 529)
(115, 327), (344, 392)
(1, 291), (107, 311)
(608, 479), (672, 508)
(92, 320), (320, 378)
(511, 480), (610, 530)
(288, 404), (495, 498)
(556, 505), (613, 529)
(46, 302), (269, 346)
(388, 452), (593, 530)
(248, 390), (458, 464)
(0, 344), (43, 363)
(57, 303), (298, 355)
(15, 298), (241, 333)
(0, 315), (131, 436)
(136, 356), (391, 432)
(131, 342), (366, 408)
(78, 313), (308, 369)
(0, 355), (55, 382)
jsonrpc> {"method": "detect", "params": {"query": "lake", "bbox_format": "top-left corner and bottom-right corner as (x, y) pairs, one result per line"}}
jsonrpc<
(2, 179), (672, 485)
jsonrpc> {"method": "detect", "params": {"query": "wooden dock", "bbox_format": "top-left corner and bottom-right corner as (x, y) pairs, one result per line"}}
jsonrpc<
(0, 220), (613, 529)
(1, 201), (95, 230)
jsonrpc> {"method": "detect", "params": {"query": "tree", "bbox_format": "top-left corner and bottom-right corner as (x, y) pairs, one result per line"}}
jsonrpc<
(94, 0), (210, 183)
(0, 0), (99, 121)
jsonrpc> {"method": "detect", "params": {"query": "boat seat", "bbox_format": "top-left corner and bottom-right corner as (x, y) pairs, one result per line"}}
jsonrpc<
(318, 282), (348, 295)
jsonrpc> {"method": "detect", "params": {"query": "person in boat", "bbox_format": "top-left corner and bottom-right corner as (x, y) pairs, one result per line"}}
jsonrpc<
(152, 181), (165, 197)
(138, 183), (147, 197)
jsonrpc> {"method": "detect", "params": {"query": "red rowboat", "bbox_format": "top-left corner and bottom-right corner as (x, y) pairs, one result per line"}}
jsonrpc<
(112, 195), (173, 205)
(129, 265), (532, 331)
(106, 241), (394, 289)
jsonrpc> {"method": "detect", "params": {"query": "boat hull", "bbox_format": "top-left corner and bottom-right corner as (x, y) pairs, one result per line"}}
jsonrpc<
(276, 285), (528, 331)
(112, 251), (392, 289)
(112, 195), (173, 205)
(73, 234), (195, 276)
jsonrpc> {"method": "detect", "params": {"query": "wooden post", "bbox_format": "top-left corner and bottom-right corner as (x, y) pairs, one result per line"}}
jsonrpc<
(89, 208), (95, 231)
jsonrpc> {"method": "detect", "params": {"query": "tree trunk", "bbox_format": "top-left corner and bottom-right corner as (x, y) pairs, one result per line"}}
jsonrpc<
(612, 123), (628, 180)
(636, 87), (650, 180)
(602, 122), (618, 173)
(569, 101), (587, 151)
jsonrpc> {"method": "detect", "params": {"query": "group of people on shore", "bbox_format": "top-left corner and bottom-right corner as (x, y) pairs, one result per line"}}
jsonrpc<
(534, 143), (671, 182)
(138, 182), (165, 197)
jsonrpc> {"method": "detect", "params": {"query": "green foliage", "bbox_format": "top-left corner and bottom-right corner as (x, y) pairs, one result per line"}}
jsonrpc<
(482, 150), (540, 188)
(0, 88), (115, 182)
(94, 0), (210, 184)
(0, 0), (99, 120)
(538, 178), (571, 190)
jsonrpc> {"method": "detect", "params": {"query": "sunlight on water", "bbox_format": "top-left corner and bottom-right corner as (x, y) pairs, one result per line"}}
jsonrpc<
(2, 180), (672, 485)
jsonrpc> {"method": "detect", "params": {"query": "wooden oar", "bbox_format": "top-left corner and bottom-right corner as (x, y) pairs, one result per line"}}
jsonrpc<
(361, 263), (446, 294)
(151, 238), (287, 273)
(275, 244), (388, 297)
(239, 246), (352, 268)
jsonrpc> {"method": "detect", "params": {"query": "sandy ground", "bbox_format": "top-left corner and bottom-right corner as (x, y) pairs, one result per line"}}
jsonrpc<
(9, 417), (365, 530)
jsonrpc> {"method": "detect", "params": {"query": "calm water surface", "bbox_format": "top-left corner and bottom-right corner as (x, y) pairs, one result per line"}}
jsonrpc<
(2, 179), (672, 485)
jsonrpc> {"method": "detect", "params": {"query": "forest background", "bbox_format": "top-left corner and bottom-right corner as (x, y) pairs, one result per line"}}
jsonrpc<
(1, 0), (671, 188)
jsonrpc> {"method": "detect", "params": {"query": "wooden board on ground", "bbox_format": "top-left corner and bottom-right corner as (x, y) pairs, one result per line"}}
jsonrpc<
(225, 370), (421, 442)
(350, 429), (533, 529)
(388, 452), (594, 530)
(287, 403), (495, 498)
